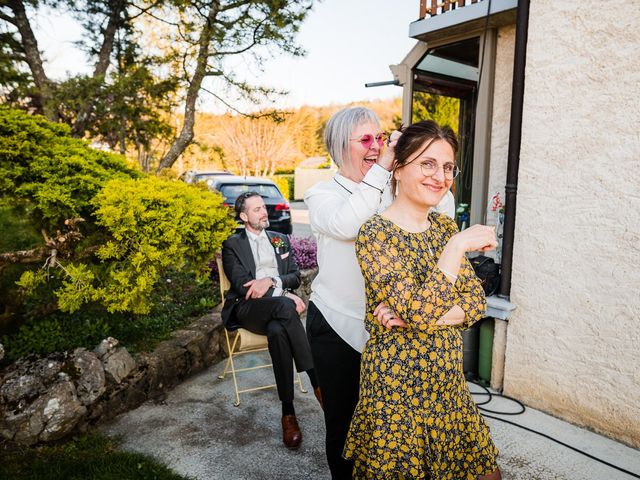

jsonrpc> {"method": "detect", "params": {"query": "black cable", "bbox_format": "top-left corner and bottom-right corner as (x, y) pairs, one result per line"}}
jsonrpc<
(468, 380), (640, 479)
(484, 413), (640, 479)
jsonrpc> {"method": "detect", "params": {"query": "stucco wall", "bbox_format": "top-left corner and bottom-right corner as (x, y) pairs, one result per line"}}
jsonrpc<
(487, 25), (515, 221)
(502, 1), (640, 447)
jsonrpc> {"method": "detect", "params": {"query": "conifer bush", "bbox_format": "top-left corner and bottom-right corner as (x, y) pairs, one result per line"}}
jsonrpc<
(0, 107), (235, 361)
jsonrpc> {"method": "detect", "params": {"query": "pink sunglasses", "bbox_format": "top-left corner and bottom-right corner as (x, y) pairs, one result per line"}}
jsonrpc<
(349, 133), (388, 149)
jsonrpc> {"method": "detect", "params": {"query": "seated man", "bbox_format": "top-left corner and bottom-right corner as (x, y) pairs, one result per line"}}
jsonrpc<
(221, 191), (321, 450)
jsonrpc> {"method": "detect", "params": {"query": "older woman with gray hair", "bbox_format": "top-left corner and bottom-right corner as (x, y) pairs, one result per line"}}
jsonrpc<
(304, 106), (454, 479)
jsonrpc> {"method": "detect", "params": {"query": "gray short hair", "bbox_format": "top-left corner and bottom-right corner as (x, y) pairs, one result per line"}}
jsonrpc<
(324, 107), (380, 168)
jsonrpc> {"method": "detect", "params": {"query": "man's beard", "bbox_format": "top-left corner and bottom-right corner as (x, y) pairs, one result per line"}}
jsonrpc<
(248, 218), (269, 231)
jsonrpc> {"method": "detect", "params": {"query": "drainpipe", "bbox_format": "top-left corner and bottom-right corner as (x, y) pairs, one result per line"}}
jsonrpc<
(498, 0), (531, 299)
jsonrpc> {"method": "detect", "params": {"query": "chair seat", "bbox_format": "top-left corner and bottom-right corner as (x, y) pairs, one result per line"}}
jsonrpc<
(235, 328), (269, 351)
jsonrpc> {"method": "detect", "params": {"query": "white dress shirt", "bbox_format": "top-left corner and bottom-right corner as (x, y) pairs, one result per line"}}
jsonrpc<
(304, 164), (455, 353)
(246, 229), (283, 296)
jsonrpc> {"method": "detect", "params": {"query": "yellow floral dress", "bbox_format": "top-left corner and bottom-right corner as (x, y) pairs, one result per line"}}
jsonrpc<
(343, 213), (499, 479)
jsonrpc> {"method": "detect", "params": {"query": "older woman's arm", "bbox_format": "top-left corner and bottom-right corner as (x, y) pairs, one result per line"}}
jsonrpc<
(304, 164), (391, 241)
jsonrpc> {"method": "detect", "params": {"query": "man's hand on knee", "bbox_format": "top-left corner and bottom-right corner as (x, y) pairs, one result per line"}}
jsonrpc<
(243, 278), (272, 299)
(284, 292), (306, 314)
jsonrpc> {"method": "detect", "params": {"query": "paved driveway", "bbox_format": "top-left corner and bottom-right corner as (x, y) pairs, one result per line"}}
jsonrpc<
(290, 201), (312, 238)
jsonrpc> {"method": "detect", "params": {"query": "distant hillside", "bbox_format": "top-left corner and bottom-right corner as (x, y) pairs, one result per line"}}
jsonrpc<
(176, 98), (403, 175)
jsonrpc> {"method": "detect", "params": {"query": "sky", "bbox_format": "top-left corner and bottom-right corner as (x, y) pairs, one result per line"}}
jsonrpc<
(33, 0), (422, 111)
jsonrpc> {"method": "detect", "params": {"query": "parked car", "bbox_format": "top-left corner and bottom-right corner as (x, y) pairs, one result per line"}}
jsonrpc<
(208, 175), (292, 235)
(179, 170), (232, 184)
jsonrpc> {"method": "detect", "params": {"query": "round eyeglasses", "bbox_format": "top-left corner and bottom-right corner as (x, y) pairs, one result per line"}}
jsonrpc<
(418, 159), (460, 180)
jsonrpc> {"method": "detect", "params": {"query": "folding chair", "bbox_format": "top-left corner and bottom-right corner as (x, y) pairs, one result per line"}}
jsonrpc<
(216, 256), (306, 406)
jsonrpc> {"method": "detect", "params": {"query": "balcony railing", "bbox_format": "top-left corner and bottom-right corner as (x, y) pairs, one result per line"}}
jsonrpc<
(419, 0), (481, 19)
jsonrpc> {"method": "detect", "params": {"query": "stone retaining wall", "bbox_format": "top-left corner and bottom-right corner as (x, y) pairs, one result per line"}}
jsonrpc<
(0, 267), (318, 446)
(0, 313), (225, 446)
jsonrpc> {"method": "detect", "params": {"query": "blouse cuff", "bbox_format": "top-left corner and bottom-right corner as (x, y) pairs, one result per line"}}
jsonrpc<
(360, 164), (391, 192)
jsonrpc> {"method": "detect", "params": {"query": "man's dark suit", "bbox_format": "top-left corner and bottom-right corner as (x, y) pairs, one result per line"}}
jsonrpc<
(221, 229), (313, 403)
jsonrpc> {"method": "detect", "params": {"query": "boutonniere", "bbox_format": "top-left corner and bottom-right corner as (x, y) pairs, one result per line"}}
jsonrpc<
(270, 236), (288, 254)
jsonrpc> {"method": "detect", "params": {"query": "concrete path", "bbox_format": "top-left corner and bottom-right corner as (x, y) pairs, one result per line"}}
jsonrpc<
(101, 350), (640, 480)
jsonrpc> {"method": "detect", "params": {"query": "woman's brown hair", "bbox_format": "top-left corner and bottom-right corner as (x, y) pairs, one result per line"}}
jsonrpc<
(392, 120), (459, 195)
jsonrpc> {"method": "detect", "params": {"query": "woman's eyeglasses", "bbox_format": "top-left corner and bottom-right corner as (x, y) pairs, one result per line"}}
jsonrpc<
(419, 160), (461, 180)
(349, 133), (388, 150)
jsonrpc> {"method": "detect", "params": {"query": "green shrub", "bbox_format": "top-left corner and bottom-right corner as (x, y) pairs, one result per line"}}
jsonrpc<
(269, 175), (291, 201)
(2, 270), (220, 363)
(65, 175), (235, 314)
(0, 107), (138, 231)
(0, 107), (234, 362)
(270, 174), (294, 201)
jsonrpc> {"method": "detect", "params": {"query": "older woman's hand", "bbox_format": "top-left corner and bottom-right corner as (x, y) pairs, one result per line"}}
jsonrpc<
(376, 130), (402, 172)
(374, 302), (407, 329)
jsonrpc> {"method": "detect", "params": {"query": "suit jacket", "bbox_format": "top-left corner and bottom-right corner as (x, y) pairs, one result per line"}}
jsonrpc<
(220, 229), (301, 329)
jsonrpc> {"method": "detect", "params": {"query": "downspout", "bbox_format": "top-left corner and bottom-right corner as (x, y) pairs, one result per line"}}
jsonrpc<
(498, 0), (531, 299)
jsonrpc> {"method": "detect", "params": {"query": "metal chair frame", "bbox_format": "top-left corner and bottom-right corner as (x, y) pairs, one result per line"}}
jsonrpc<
(216, 256), (306, 406)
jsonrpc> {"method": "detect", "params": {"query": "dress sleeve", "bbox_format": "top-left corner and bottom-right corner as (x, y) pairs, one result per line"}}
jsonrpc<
(438, 215), (487, 329)
(450, 256), (486, 329)
(355, 220), (457, 331)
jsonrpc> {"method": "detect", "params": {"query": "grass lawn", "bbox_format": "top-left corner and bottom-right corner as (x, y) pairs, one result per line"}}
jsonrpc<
(0, 434), (192, 480)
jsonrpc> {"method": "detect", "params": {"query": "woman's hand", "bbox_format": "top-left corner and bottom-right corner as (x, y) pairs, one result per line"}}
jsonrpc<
(449, 224), (498, 254)
(373, 302), (406, 329)
(284, 292), (306, 314)
(437, 224), (497, 281)
(377, 130), (402, 172)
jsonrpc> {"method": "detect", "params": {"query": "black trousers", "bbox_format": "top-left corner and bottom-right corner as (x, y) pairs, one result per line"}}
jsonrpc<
(306, 301), (361, 480)
(233, 296), (314, 403)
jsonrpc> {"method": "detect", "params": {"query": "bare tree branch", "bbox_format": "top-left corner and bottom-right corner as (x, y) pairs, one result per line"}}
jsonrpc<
(200, 85), (281, 119)
(127, 0), (164, 21)
(0, 218), (86, 269)
(218, 0), (252, 13)
(0, 11), (17, 25)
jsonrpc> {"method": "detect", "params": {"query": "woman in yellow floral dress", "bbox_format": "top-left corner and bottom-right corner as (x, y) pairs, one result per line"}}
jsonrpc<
(343, 121), (501, 479)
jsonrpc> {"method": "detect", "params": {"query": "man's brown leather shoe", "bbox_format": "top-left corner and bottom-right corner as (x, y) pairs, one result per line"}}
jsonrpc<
(313, 386), (324, 410)
(281, 414), (302, 450)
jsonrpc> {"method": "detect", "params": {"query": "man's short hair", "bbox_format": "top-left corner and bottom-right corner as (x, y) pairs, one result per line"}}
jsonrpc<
(234, 191), (261, 216)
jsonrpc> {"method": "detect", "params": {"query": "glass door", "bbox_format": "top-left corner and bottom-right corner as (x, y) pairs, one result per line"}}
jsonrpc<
(412, 37), (479, 229)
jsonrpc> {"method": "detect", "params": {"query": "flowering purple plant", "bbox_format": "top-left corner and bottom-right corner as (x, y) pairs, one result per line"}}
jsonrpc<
(288, 234), (318, 270)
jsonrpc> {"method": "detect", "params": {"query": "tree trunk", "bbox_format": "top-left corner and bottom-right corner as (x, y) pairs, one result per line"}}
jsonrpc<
(157, 1), (220, 172)
(72, 0), (125, 137)
(119, 111), (127, 154)
(8, 0), (57, 121)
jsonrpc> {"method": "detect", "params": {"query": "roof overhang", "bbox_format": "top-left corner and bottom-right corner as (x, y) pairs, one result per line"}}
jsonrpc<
(409, 0), (518, 42)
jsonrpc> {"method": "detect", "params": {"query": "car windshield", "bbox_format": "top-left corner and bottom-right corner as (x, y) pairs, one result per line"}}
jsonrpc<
(218, 184), (282, 203)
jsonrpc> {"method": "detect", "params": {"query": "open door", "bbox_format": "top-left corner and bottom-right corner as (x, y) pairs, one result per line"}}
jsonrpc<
(412, 37), (480, 229)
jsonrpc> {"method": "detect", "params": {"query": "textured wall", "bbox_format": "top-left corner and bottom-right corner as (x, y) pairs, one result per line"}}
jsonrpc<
(487, 25), (516, 219)
(502, 1), (640, 447)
